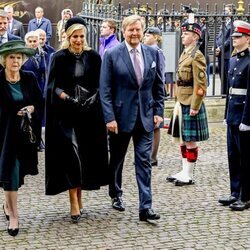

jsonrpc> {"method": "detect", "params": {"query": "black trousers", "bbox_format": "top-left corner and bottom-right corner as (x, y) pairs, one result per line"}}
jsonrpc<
(227, 125), (250, 201)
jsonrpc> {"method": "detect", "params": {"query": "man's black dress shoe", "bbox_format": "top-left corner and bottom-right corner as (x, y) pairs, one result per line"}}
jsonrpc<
(218, 195), (237, 206)
(151, 159), (158, 166)
(139, 209), (160, 221)
(229, 200), (250, 211)
(112, 197), (125, 211)
(3, 204), (9, 221)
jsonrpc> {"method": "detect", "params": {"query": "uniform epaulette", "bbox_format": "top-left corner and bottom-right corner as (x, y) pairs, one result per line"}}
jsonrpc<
(191, 44), (200, 58)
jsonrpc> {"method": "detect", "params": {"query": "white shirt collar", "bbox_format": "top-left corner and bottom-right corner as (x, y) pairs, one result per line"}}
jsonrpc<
(2, 32), (8, 39)
(125, 40), (142, 54)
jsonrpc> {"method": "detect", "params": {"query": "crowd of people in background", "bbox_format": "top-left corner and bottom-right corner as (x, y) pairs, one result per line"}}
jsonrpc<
(0, 2), (249, 238)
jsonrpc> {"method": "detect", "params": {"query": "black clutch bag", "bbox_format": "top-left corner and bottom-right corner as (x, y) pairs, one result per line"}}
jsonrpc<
(74, 84), (90, 104)
(20, 109), (36, 144)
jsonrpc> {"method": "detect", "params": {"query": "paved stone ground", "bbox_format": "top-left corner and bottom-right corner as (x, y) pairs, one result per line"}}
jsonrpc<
(1, 124), (250, 249)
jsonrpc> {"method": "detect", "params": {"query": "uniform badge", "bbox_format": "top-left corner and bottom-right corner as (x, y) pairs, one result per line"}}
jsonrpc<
(198, 71), (205, 79)
(197, 88), (204, 96)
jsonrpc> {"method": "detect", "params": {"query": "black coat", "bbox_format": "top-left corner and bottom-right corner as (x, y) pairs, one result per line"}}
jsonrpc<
(0, 70), (43, 184)
(45, 49), (109, 195)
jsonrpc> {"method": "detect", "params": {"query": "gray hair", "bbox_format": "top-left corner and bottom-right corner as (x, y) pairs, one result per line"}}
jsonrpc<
(24, 31), (40, 44)
(0, 53), (28, 68)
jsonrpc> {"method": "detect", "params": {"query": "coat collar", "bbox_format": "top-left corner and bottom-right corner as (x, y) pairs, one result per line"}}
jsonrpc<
(178, 44), (196, 64)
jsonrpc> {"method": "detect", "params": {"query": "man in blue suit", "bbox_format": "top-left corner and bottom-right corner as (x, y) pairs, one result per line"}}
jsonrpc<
(100, 15), (165, 222)
(0, 9), (21, 70)
(215, 4), (235, 95)
(28, 7), (52, 44)
(4, 5), (25, 39)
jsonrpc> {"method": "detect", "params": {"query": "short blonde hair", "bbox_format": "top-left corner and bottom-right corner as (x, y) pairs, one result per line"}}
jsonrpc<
(60, 23), (91, 51)
(122, 15), (145, 32)
(152, 34), (162, 44)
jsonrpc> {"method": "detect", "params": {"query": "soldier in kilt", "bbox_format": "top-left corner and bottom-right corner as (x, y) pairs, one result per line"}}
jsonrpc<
(167, 22), (209, 186)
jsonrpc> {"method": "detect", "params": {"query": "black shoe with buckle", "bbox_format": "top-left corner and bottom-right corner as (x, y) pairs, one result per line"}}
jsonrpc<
(175, 179), (194, 186)
(112, 197), (125, 211)
(229, 200), (250, 211)
(218, 195), (237, 206)
(139, 209), (160, 221)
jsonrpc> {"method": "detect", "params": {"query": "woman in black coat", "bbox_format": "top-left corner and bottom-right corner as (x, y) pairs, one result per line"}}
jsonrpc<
(0, 40), (43, 236)
(45, 17), (109, 223)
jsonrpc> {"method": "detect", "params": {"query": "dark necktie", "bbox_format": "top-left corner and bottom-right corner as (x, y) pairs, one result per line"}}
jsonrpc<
(0, 36), (3, 45)
(131, 48), (142, 86)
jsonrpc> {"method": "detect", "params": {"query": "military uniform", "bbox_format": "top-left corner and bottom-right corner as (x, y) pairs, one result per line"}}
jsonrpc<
(167, 22), (209, 186)
(219, 20), (250, 211)
(225, 48), (250, 204)
(176, 44), (209, 142)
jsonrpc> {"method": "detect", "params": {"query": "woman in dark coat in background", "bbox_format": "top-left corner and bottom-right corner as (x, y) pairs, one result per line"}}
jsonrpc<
(0, 40), (43, 236)
(45, 17), (109, 223)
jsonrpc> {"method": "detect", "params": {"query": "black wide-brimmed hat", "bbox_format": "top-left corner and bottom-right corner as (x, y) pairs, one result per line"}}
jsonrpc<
(181, 22), (202, 37)
(64, 16), (87, 31)
(0, 40), (35, 57)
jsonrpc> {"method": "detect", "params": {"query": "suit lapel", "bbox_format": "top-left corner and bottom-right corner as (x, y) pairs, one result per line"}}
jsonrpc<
(141, 45), (150, 79)
(119, 42), (137, 83)
(11, 20), (15, 32)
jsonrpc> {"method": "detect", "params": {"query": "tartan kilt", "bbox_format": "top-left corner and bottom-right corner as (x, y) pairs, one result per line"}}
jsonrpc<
(182, 103), (209, 142)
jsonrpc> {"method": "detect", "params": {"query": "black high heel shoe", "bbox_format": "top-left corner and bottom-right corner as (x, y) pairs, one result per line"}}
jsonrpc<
(7, 223), (19, 237)
(80, 208), (84, 216)
(3, 204), (9, 221)
(71, 214), (81, 223)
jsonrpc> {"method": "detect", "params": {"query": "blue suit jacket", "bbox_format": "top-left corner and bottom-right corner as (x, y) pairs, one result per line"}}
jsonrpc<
(10, 19), (25, 39)
(28, 17), (52, 43)
(216, 21), (232, 60)
(100, 42), (165, 133)
(7, 33), (21, 41)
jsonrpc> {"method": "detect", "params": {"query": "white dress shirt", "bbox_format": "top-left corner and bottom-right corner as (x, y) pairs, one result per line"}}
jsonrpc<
(125, 41), (144, 77)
